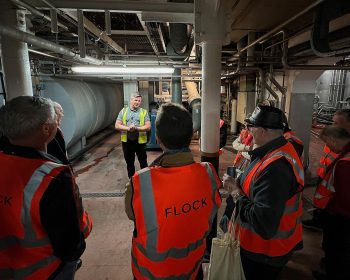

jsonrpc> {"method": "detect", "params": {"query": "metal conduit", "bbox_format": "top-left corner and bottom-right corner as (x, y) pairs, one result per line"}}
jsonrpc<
(10, 0), (68, 31)
(233, 0), (325, 57)
(0, 24), (103, 65)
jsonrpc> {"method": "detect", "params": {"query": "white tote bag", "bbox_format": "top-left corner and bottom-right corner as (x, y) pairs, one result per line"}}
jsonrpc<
(208, 213), (246, 280)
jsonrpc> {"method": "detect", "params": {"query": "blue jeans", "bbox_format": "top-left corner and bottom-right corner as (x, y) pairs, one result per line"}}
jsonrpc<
(53, 261), (78, 280)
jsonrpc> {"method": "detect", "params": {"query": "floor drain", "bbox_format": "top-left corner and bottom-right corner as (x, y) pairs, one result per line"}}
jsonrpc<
(81, 192), (125, 198)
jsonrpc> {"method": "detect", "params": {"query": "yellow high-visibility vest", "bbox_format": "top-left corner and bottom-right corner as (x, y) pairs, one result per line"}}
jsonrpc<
(121, 107), (148, 144)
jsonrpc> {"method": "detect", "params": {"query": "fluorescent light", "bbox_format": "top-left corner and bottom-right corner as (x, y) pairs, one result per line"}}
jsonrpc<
(71, 65), (175, 75)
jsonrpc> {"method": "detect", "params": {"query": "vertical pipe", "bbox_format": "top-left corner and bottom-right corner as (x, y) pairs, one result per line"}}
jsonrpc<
(77, 9), (86, 58)
(171, 68), (182, 104)
(231, 99), (237, 134)
(340, 70), (347, 104)
(200, 41), (222, 170)
(105, 10), (111, 35)
(0, 3), (33, 99)
(50, 9), (58, 33)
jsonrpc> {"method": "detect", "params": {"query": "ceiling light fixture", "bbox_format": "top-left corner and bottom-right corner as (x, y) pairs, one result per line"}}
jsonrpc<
(71, 65), (175, 75)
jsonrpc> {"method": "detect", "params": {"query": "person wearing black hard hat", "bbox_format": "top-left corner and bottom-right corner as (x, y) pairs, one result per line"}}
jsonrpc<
(222, 105), (305, 280)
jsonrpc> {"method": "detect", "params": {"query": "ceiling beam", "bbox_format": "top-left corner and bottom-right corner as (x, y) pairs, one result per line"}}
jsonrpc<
(32, 1), (193, 14)
(140, 12), (194, 24)
(110, 30), (147, 36)
(66, 11), (125, 54)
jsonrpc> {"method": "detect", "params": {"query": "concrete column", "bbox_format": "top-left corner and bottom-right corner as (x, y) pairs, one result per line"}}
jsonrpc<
(171, 68), (182, 104)
(0, 2), (33, 100)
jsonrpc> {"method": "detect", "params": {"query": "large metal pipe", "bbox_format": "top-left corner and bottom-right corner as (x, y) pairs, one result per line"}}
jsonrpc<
(171, 68), (182, 104)
(41, 77), (123, 152)
(185, 81), (201, 132)
(0, 24), (103, 65)
(0, 4), (33, 99)
(10, 0), (68, 31)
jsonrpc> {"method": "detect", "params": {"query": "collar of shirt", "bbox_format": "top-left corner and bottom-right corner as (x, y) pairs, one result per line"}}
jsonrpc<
(150, 148), (194, 167)
(249, 136), (287, 161)
(129, 107), (140, 112)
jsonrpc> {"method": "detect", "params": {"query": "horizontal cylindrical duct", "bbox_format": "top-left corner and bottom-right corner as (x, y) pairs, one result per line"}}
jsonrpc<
(41, 77), (123, 148)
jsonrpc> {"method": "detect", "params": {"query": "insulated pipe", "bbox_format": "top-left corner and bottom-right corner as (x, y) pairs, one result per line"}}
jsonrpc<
(10, 0), (68, 31)
(233, 0), (325, 58)
(201, 41), (221, 157)
(231, 99), (238, 134)
(0, 5), (33, 99)
(0, 24), (103, 65)
(185, 81), (201, 132)
(171, 68), (182, 104)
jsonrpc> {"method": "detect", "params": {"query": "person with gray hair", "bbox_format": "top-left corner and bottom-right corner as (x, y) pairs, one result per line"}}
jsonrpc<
(0, 96), (90, 280)
(47, 101), (70, 165)
(312, 126), (350, 280)
(115, 93), (151, 178)
(223, 105), (304, 279)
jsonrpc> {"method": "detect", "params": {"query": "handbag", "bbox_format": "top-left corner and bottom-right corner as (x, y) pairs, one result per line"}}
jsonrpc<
(208, 211), (246, 280)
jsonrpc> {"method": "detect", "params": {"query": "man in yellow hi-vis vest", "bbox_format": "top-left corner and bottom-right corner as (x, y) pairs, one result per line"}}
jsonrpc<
(115, 93), (151, 178)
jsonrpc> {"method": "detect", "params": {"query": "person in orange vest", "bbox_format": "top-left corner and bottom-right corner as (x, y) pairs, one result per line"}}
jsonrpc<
(219, 118), (227, 155)
(303, 109), (350, 231)
(223, 105), (304, 280)
(312, 126), (350, 280)
(281, 113), (304, 158)
(0, 96), (91, 280)
(124, 103), (221, 280)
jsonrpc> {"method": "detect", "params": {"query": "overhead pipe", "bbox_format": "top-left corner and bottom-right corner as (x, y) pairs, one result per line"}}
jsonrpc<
(0, 24), (103, 65)
(185, 81), (201, 132)
(232, 0), (325, 58)
(10, 0), (68, 31)
(282, 32), (350, 70)
(311, 0), (350, 57)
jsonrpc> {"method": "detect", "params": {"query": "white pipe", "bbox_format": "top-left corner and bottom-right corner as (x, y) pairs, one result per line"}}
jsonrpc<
(231, 99), (237, 134)
(0, 24), (103, 65)
(0, 5), (33, 99)
(201, 41), (222, 154)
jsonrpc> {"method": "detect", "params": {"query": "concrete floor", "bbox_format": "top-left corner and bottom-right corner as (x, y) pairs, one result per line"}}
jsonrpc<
(72, 132), (325, 280)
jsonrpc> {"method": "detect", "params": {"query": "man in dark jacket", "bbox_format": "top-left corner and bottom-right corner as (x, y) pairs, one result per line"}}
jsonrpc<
(223, 105), (304, 280)
(0, 96), (89, 280)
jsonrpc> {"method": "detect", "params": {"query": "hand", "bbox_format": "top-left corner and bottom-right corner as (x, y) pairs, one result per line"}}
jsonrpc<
(128, 124), (136, 132)
(222, 173), (240, 193)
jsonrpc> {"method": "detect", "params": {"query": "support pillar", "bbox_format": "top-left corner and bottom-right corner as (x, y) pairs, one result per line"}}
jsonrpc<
(0, 2), (33, 100)
(171, 68), (182, 104)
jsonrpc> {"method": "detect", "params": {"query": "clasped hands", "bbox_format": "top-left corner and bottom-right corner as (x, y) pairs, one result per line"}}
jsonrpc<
(222, 173), (242, 196)
(128, 124), (138, 132)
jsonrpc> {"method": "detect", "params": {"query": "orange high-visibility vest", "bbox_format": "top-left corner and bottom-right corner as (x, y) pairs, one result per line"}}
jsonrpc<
(131, 162), (221, 279)
(0, 153), (66, 280)
(317, 145), (338, 178)
(239, 142), (304, 257)
(233, 129), (253, 166)
(314, 152), (350, 209)
(284, 130), (303, 146)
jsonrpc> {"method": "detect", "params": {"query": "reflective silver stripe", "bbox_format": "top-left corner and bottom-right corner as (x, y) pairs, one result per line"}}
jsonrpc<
(241, 216), (302, 239)
(132, 251), (202, 280)
(319, 179), (335, 192)
(284, 193), (301, 214)
(135, 163), (219, 262)
(0, 235), (50, 250)
(0, 255), (57, 279)
(21, 162), (62, 244)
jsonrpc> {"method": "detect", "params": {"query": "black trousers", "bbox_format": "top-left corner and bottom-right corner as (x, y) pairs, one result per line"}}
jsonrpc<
(241, 253), (283, 280)
(122, 140), (148, 178)
(323, 213), (350, 280)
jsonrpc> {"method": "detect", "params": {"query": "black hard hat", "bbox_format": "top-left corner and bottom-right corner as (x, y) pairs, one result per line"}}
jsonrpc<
(245, 105), (286, 129)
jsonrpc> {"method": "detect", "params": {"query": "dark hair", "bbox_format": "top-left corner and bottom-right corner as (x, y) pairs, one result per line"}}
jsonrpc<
(156, 103), (193, 149)
(320, 126), (350, 140)
(335, 109), (350, 122)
